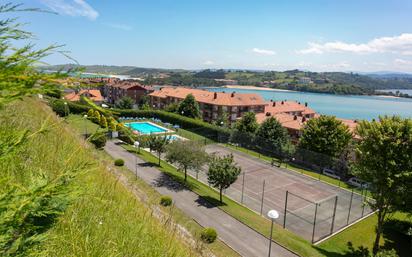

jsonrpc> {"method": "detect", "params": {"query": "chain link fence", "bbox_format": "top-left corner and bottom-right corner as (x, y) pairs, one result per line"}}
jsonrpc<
(170, 127), (375, 243)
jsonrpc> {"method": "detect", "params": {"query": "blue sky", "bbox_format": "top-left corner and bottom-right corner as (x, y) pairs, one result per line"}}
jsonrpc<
(18, 0), (412, 72)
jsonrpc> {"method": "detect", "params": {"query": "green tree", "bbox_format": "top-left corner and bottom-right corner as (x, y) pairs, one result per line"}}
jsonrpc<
(207, 154), (241, 203)
(138, 95), (150, 108)
(148, 135), (170, 166)
(235, 112), (258, 134)
(166, 140), (209, 182)
(178, 94), (201, 119)
(299, 115), (352, 158)
(353, 116), (412, 255)
(99, 115), (107, 128)
(213, 109), (229, 127)
(92, 110), (101, 124)
(115, 96), (134, 109)
(256, 117), (290, 150)
(165, 103), (180, 113)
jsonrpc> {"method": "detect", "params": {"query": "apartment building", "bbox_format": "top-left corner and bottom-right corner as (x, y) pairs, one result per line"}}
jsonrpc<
(149, 87), (267, 123)
(103, 81), (154, 105)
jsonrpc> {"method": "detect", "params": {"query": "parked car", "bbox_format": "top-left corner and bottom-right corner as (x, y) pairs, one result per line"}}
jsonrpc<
(348, 177), (370, 189)
(322, 168), (341, 180)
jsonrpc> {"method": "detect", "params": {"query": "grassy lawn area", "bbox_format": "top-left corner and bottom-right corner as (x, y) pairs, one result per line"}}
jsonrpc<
(65, 114), (102, 134)
(123, 144), (321, 257)
(317, 212), (411, 257)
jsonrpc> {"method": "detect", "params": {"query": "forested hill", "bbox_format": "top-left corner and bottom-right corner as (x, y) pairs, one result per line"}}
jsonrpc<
(41, 65), (412, 95)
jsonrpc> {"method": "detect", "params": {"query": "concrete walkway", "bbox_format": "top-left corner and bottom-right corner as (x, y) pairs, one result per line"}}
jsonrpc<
(105, 141), (298, 257)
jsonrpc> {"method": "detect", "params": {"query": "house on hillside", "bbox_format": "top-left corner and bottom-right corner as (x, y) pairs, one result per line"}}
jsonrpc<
(64, 89), (104, 104)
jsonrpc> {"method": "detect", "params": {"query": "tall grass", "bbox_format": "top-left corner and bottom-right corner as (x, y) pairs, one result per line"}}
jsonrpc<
(0, 98), (196, 256)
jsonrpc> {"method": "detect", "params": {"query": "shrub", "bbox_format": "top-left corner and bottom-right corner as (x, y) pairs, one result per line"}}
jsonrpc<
(89, 131), (107, 149)
(160, 195), (173, 206)
(114, 159), (124, 166)
(200, 227), (217, 243)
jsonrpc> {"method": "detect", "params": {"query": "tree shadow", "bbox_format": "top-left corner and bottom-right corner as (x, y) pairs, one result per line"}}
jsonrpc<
(138, 162), (156, 167)
(315, 242), (370, 257)
(195, 195), (227, 209)
(151, 172), (187, 192)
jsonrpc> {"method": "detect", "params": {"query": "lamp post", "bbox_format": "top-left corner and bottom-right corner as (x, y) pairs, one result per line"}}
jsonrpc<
(64, 102), (68, 116)
(267, 209), (279, 257)
(83, 114), (88, 139)
(133, 141), (140, 178)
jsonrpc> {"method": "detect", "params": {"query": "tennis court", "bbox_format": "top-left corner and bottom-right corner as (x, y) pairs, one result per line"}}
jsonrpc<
(196, 144), (373, 243)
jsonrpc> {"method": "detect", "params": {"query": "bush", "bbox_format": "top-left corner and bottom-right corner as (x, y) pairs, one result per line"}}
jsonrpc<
(114, 159), (124, 166)
(89, 132), (107, 149)
(200, 227), (217, 243)
(160, 195), (173, 206)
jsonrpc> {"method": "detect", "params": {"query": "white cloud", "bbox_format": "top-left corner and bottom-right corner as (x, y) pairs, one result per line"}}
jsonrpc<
(203, 60), (214, 65)
(252, 48), (276, 56)
(104, 23), (133, 31)
(394, 58), (412, 66)
(41, 0), (99, 20)
(297, 33), (412, 55)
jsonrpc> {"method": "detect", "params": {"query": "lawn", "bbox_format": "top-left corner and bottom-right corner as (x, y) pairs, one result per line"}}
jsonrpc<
(65, 114), (102, 134)
(318, 212), (411, 257)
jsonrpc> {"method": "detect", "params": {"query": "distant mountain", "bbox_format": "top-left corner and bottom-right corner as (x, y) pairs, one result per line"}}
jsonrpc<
(363, 72), (412, 79)
(40, 64), (412, 93)
(38, 64), (184, 77)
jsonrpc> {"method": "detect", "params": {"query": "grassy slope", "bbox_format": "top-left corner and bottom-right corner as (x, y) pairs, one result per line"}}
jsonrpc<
(1, 99), (197, 257)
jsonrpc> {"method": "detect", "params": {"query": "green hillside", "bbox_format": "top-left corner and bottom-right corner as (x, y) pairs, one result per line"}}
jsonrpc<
(0, 98), (198, 256)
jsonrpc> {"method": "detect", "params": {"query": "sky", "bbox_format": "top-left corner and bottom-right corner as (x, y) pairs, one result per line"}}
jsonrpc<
(16, 0), (412, 72)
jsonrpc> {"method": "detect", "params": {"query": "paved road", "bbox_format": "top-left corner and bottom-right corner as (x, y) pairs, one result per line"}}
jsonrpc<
(105, 141), (298, 257)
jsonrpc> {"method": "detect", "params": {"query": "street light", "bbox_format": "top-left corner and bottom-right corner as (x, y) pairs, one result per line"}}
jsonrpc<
(83, 114), (88, 139)
(133, 141), (140, 178)
(267, 209), (279, 257)
(64, 102), (68, 116)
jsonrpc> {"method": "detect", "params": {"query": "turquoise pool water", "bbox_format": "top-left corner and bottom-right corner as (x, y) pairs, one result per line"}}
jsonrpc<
(206, 87), (412, 120)
(125, 122), (168, 134)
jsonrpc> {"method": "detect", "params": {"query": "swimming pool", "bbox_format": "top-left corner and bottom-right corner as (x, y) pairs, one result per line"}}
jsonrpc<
(125, 122), (169, 134)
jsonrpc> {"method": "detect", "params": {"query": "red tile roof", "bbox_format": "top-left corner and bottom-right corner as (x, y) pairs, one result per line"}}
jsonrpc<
(64, 89), (103, 102)
(264, 100), (316, 115)
(150, 87), (267, 106)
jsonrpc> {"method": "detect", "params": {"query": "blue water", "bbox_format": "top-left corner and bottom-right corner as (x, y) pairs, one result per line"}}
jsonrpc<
(206, 87), (412, 120)
(125, 122), (167, 134)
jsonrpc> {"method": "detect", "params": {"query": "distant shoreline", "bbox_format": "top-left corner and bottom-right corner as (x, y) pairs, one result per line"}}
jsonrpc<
(220, 85), (295, 92)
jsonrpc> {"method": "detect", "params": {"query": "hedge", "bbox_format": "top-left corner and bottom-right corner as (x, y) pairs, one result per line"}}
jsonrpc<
(113, 109), (231, 141)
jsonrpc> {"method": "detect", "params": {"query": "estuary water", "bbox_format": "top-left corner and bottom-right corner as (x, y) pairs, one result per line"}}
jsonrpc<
(206, 87), (412, 120)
